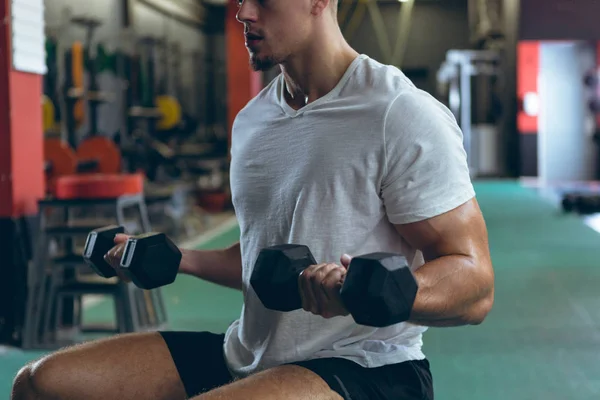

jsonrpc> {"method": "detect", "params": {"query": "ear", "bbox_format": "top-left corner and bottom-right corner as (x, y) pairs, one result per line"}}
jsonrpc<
(311, 0), (330, 15)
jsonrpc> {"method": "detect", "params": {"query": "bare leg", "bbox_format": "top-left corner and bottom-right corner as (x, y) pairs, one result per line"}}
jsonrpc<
(194, 365), (343, 400)
(11, 332), (187, 400)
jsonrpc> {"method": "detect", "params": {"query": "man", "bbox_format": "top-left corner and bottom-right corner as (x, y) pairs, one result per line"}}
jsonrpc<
(11, 0), (494, 399)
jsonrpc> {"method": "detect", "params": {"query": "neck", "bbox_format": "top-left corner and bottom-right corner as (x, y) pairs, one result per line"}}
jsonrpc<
(280, 25), (359, 108)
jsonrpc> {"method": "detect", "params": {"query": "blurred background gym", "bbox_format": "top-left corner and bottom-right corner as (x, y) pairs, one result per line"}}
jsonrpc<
(1, 0), (599, 398)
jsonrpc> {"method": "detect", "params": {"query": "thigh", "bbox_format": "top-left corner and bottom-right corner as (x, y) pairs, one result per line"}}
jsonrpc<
(290, 357), (434, 400)
(25, 332), (187, 400)
(194, 364), (343, 400)
(160, 331), (232, 397)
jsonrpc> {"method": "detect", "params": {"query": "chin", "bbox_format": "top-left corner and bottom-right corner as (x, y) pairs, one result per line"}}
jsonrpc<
(250, 54), (277, 72)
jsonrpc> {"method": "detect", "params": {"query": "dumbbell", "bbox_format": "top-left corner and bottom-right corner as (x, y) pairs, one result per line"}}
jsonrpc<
(561, 193), (579, 213)
(576, 194), (600, 215)
(83, 225), (182, 290)
(250, 244), (418, 327)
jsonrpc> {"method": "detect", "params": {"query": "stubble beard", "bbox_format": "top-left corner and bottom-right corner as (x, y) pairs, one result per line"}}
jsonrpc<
(250, 53), (278, 72)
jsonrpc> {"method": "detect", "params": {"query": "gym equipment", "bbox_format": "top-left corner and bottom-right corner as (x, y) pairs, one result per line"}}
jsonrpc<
(76, 136), (122, 174)
(155, 95), (182, 131)
(42, 95), (56, 133)
(561, 192), (600, 215)
(154, 40), (184, 132)
(584, 71), (598, 88)
(22, 190), (165, 349)
(561, 193), (578, 213)
(55, 173), (143, 200)
(122, 37), (185, 181)
(96, 43), (118, 74)
(44, 138), (77, 190)
(70, 41), (86, 130)
(437, 50), (503, 177)
(61, 42), (85, 149)
(83, 225), (125, 278)
(250, 244), (418, 327)
(43, 36), (60, 129)
(84, 226), (182, 290)
(44, 137), (121, 192)
(61, 17), (114, 151)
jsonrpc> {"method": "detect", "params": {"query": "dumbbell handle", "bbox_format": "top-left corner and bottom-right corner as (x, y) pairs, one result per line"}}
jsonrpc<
(252, 244), (351, 312)
(119, 231), (182, 290)
(296, 252), (417, 327)
(83, 225), (151, 279)
(83, 225), (126, 278)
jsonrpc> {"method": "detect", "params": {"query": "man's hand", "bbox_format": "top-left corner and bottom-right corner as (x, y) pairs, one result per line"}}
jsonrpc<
(298, 254), (353, 319)
(103, 233), (133, 283)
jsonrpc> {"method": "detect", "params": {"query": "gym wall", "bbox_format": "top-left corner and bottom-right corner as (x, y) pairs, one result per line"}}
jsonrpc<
(520, 0), (600, 41)
(345, 0), (470, 95)
(132, 2), (211, 125)
(260, 0), (471, 94)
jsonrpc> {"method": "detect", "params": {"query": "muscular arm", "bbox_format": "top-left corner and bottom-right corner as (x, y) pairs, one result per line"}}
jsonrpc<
(395, 198), (494, 327)
(178, 242), (243, 291)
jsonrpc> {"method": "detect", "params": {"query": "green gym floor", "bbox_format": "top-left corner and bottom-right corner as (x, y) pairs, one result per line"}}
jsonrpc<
(2, 180), (600, 399)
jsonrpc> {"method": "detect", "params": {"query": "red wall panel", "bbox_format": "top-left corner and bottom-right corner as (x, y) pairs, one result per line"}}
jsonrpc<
(517, 41), (540, 134)
(226, 1), (263, 150)
(0, 0), (44, 217)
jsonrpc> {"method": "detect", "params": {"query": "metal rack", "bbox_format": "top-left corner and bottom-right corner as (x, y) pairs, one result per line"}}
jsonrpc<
(437, 49), (503, 177)
(22, 194), (168, 349)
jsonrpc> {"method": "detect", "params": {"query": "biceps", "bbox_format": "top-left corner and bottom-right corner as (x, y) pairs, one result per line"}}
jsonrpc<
(393, 198), (488, 262)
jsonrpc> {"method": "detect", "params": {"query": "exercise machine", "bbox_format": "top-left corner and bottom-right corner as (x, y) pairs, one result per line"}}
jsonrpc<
(437, 49), (504, 177)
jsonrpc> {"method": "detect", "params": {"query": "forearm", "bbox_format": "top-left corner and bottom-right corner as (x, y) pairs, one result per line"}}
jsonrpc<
(178, 242), (243, 290)
(408, 255), (494, 327)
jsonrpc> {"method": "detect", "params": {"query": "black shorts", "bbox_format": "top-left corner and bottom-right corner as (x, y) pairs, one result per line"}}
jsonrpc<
(160, 331), (434, 400)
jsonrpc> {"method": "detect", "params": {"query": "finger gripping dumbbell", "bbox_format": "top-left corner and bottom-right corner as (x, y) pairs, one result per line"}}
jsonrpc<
(83, 225), (182, 290)
(250, 244), (418, 327)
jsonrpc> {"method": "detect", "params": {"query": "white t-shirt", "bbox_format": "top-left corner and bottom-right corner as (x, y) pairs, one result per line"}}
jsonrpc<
(224, 54), (475, 378)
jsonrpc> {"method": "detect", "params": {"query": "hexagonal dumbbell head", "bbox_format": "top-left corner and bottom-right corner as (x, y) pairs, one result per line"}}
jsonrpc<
(83, 225), (125, 278)
(119, 232), (182, 290)
(250, 244), (317, 312)
(340, 253), (417, 327)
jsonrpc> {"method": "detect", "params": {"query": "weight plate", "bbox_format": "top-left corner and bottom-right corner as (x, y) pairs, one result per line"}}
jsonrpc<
(42, 95), (55, 132)
(156, 95), (182, 131)
(44, 138), (77, 193)
(76, 136), (122, 174)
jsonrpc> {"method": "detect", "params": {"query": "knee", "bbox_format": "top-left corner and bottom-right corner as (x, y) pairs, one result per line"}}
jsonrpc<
(11, 357), (65, 400)
(11, 365), (33, 400)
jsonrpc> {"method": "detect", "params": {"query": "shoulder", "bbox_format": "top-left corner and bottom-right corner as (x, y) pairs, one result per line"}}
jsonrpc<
(355, 58), (466, 162)
(347, 56), (453, 121)
(358, 57), (459, 139)
(364, 58), (455, 124)
(349, 56), (415, 102)
(348, 56), (460, 140)
(232, 74), (282, 129)
(385, 87), (459, 139)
